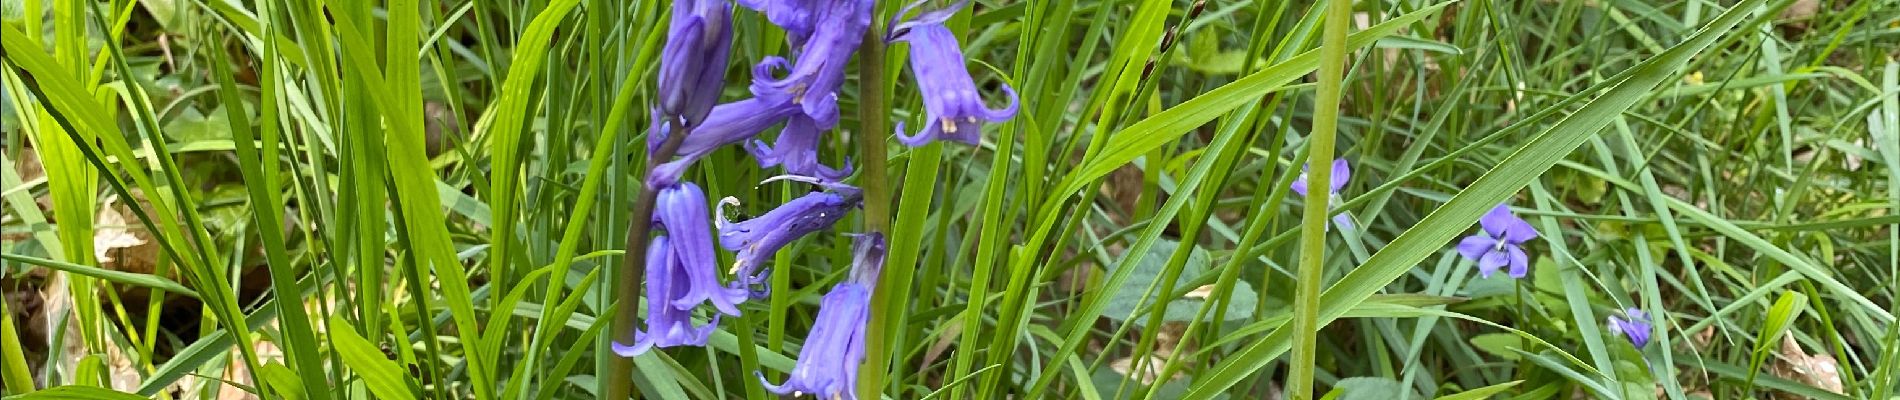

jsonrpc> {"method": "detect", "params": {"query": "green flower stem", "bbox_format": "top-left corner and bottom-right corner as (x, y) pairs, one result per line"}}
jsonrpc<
(603, 119), (693, 400)
(1288, 0), (1353, 398)
(855, 22), (897, 400)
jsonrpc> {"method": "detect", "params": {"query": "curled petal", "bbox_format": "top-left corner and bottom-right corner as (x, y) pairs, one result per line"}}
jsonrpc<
(981, 83), (1020, 122)
(893, 119), (941, 148)
(749, 114), (853, 181)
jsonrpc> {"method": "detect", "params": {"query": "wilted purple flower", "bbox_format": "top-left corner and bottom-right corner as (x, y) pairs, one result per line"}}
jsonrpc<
(751, 0), (873, 128)
(1608, 308), (1653, 349)
(1455, 204), (1539, 278)
(657, 0), (734, 127)
(716, 179), (863, 293)
(651, 183), (749, 315)
(748, 114), (853, 181)
(1290, 159), (1354, 230)
(889, 0), (1018, 146)
(759, 234), (885, 399)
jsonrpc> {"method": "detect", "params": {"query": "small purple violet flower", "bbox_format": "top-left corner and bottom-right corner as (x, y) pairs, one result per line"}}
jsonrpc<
(1455, 203), (1539, 278)
(751, 0), (873, 128)
(747, 113), (853, 181)
(716, 178), (863, 294)
(759, 233), (886, 400)
(1608, 308), (1653, 349)
(656, 0), (734, 127)
(1289, 159), (1355, 230)
(888, 0), (1019, 146)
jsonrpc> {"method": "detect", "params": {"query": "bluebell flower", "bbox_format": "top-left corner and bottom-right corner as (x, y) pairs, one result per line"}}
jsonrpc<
(747, 114), (853, 181)
(1455, 203), (1539, 278)
(1289, 159), (1355, 230)
(759, 234), (885, 399)
(751, 0), (873, 128)
(657, 0), (734, 127)
(651, 97), (805, 160)
(1608, 308), (1653, 349)
(716, 179), (863, 293)
(737, 0), (820, 44)
(651, 183), (749, 315)
(889, 0), (1018, 146)
(611, 234), (719, 356)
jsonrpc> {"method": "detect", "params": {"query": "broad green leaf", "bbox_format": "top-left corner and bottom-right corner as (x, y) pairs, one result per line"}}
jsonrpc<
(328, 317), (419, 400)
(1103, 240), (1256, 326)
(1468, 333), (1526, 361)
(1331, 377), (1419, 400)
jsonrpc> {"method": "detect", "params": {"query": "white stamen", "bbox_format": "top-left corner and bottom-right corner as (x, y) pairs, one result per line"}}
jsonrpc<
(941, 117), (958, 133)
(716, 197), (743, 228)
(760, 174), (823, 186)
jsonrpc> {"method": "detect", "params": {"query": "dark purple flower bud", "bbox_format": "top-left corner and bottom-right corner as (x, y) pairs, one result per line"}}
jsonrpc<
(751, 0), (873, 127)
(1455, 203), (1539, 278)
(1289, 159), (1355, 230)
(716, 180), (863, 293)
(747, 114), (853, 181)
(1608, 308), (1653, 349)
(759, 234), (885, 399)
(889, 0), (1018, 146)
(657, 0), (735, 127)
(652, 183), (750, 315)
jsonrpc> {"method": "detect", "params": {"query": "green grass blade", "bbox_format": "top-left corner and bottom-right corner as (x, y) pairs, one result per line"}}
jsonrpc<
(1181, 0), (1782, 396)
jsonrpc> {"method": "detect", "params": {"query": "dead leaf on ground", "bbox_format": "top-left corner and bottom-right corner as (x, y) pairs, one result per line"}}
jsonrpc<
(1771, 335), (1843, 398)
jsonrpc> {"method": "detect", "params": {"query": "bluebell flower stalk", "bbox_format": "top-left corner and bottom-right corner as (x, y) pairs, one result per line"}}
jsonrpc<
(1290, 159), (1355, 230)
(761, 234), (887, 399)
(888, 0), (1019, 146)
(1455, 204), (1540, 278)
(657, 0), (735, 127)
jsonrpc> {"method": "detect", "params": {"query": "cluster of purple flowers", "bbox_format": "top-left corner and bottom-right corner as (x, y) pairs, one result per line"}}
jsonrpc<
(621, 0), (1016, 397)
(1296, 160), (1656, 352)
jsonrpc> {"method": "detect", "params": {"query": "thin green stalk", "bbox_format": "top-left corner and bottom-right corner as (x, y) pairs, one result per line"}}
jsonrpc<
(1288, 0), (1352, 397)
(604, 118), (694, 400)
(856, 12), (897, 400)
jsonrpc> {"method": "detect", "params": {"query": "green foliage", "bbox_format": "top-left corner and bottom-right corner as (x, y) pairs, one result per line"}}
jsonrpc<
(0, 0), (1895, 399)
